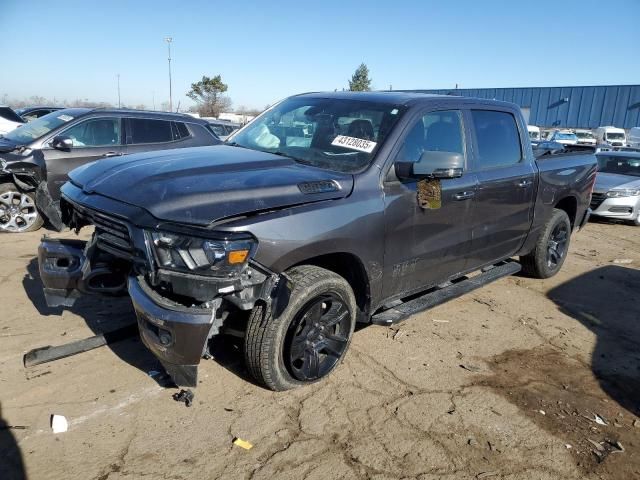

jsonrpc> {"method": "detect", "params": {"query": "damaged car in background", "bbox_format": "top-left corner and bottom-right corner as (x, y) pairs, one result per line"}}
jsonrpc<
(0, 108), (220, 232)
(37, 92), (596, 390)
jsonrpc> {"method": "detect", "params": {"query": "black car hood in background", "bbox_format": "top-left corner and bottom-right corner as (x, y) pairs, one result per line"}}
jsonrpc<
(68, 145), (354, 226)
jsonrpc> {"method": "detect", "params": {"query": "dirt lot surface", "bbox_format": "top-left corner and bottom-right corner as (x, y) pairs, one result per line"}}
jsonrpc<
(1, 220), (639, 480)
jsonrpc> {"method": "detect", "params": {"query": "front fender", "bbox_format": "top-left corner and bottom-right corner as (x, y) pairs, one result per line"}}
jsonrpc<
(0, 167), (64, 231)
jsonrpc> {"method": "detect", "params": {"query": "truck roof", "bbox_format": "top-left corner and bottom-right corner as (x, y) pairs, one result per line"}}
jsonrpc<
(295, 91), (518, 109)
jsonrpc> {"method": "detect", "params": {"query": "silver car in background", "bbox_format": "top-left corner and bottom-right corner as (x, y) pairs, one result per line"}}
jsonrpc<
(591, 152), (640, 226)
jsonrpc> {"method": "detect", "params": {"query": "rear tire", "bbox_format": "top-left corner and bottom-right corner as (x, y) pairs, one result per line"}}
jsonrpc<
(520, 208), (571, 279)
(0, 183), (44, 233)
(244, 265), (356, 391)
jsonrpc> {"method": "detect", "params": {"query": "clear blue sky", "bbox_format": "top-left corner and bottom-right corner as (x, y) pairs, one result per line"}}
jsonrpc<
(2, 0), (639, 110)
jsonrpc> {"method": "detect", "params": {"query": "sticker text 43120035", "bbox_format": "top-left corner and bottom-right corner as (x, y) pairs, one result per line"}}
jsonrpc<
(331, 135), (377, 153)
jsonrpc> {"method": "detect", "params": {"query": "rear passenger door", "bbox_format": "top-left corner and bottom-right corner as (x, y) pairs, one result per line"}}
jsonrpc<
(124, 117), (192, 154)
(466, 109), (536, 269)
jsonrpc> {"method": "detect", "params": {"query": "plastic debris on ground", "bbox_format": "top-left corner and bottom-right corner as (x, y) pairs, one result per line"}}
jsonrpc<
(51, 414), (68, 433)
(172, 389), (194, 407)
(232, 437), (253, 450)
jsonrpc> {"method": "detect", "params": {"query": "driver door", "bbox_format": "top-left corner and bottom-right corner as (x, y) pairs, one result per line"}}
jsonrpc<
(43, 116), (125, 200)
(382, 109), (478, 300)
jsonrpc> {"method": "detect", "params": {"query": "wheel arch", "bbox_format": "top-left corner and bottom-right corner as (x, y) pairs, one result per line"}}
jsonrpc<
(290, 252), (371, 321)
(554, 195), (578, 228)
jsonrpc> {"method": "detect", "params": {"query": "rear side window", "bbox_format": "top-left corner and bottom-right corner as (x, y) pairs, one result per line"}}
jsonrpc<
(172, 122), (191, 140)
(129, 118), (173, 144)
(471, 110), (522, 169)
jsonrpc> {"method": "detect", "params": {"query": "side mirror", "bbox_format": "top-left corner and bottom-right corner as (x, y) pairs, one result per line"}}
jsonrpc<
(396, 151), (464, 180)
(51, 136), (73, 151)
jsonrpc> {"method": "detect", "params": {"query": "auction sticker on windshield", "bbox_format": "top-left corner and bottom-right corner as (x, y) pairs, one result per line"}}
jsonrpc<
(57, 114), (74, 122)
(331, 135), (377, 153)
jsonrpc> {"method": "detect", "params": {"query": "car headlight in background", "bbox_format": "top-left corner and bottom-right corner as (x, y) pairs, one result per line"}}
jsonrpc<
(147, 230), (257, 277)
(606, 188), (640, 198)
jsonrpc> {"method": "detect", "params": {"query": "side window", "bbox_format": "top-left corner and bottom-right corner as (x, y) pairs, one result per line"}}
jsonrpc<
(173, 122), (190, 139)
(471, 110), (522, 169)
(209, 124), (227, 137)
(397, 110), (465, 164)
(129, 118), (173, 144)
(62, 118), (121, 147)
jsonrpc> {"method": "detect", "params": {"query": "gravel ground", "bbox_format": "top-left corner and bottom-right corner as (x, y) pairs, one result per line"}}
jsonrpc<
(1, 220), (639, 480)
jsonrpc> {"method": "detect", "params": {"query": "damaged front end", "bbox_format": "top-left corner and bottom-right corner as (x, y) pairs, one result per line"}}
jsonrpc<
(38, 195), (284, 387)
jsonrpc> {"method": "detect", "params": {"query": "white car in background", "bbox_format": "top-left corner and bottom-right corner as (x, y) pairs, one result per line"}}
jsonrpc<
(628, 127), (640, 148)
(547, 130), (578, 145)
(591, 152), (640, 226)
(0, 106), (25, 135)
(595, 126), (626, 147)
(527, 125), (541, 141)
(574, 129), (597, 146)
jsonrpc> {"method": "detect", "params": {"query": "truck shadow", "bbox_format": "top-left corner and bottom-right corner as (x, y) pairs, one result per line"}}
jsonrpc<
(22, 258), (165, 385)
(547, 265), (640, 417)
(0, 403), (26, 480)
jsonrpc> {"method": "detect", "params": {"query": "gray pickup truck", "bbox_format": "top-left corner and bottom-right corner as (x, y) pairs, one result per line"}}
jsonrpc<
(37, 92), (596, 390)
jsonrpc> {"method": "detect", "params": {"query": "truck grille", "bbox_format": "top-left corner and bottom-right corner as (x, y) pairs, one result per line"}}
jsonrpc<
(74, 205), (135, 259)
(590, 192), (606, 210)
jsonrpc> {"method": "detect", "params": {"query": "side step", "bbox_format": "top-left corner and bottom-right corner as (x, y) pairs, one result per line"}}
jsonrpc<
(370, 261), (521, 326)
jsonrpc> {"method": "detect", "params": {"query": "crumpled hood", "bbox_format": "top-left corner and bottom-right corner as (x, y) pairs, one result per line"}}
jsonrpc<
(594, 172), (640, 193)
(68, 145), (354, 226)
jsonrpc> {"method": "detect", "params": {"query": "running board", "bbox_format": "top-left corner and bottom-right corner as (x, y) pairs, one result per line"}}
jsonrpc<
(370, 261), (521, 326)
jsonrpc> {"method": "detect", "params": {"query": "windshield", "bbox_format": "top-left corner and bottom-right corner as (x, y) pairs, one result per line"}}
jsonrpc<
(1, 111), (75, 144)
(597, 155), (640, 177)
(575, 131), (594, 139)
(229, 97), (406, 173)
(555, 133), (577, 140)
(606, 132), (625, 140)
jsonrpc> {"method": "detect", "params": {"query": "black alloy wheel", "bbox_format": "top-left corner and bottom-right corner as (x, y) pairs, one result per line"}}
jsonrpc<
(547, 222), (569, 269)
(285, 294), (351, 381)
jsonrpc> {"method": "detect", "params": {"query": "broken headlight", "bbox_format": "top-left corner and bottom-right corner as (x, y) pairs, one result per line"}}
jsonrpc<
(146, 230), (257, 277)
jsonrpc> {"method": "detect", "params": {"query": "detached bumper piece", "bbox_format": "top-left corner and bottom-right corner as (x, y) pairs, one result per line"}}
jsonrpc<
(129, 276), (221, 387)
(38, 238), (88, 307)
(38, 237), (128, 308)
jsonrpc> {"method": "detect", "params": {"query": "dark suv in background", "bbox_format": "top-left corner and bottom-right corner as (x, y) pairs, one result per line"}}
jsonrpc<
(15, 106), (63, 122)
(0, 108), (220, 232)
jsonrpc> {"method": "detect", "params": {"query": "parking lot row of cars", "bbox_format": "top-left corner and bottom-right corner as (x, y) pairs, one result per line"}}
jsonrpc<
(527, 124), (638, 148)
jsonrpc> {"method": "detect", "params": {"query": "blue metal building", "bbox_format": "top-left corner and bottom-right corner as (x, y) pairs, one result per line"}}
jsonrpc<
(411, 85), (640, 129)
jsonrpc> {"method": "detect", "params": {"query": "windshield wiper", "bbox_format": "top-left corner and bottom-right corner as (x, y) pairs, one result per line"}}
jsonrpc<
(225, 141), (249, 149)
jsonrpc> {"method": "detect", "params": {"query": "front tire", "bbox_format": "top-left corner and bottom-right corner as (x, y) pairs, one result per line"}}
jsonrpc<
(244, 265), (356, 391)
(520, 208), (571, 279)
(0, 183), (44, 233)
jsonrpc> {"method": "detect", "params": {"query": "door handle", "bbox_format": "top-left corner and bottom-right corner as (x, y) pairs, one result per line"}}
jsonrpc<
(103, 151), (122, 157)
(518, 179), (533, 188)
(454, 191), (475, 201)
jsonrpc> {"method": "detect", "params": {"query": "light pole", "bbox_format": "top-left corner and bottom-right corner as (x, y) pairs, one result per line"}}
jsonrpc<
(165, 37), (173, 112)
(117, 74), (121, 108)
